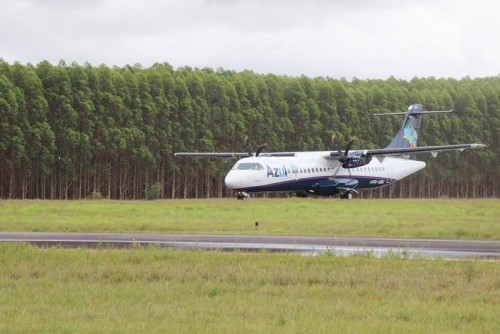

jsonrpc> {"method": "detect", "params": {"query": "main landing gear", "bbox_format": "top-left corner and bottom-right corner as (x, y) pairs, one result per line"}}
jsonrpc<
(340, 191), (355, 200)
(236, 191), (250, 200)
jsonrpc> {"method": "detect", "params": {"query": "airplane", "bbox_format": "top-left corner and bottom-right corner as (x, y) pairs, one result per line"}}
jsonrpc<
(175, 104), (486, 199)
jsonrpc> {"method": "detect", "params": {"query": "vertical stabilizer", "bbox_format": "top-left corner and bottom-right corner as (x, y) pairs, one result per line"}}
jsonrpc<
(373, 104), (453, 158)
(386, 104), (423, 150)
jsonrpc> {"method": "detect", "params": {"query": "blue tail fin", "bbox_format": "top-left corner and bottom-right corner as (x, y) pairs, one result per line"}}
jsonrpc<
(374, 104), (453, 157)
(386, 104), (423, 149)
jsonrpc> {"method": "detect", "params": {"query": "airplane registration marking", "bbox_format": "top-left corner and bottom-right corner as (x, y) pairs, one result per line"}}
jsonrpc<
(369, 179), (386, 185)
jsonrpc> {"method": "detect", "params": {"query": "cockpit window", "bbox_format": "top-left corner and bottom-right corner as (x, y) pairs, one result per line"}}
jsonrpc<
(232, 162), (264, 171)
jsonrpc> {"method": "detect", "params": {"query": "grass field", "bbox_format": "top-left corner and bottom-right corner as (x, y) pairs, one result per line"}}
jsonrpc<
(0, 198), (498, 239)
(1, 243), (499, 333)
(1, 199), (499, 333)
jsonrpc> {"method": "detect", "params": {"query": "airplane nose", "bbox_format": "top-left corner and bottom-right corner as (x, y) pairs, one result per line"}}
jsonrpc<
(225, 171), (242, 189)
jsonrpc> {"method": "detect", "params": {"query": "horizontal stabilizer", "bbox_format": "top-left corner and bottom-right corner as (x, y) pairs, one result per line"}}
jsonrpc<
(374, 110), (453, 116)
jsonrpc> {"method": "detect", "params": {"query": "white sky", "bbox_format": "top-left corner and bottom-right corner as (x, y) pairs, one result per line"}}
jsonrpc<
(1, 0), (499, 79)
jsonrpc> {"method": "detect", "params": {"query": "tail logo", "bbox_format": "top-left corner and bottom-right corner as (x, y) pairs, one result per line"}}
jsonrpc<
(403, 125), (418, 147)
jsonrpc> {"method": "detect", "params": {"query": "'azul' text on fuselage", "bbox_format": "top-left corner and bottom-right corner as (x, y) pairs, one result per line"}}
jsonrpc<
(266, 164), (300, 178)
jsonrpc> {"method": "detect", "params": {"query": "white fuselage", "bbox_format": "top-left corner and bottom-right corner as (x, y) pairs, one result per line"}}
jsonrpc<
(175, 104), (484, 198)
(224, 151), (426, 194)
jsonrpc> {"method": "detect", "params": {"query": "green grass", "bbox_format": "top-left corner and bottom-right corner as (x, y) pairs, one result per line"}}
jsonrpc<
(1, 243), (499, 333)
(1, 200), (499, 333)
(0, 198), (498, 239)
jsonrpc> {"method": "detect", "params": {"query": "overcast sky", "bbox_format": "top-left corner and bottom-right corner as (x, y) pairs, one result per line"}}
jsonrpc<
(1, 0), (499, 80)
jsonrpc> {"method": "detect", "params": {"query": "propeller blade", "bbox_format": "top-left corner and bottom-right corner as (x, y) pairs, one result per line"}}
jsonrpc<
(344, 137), (356, 156)
(256, 143), (268, 157)
(331, 133), (344, 160)
(244, 136), (252, 156)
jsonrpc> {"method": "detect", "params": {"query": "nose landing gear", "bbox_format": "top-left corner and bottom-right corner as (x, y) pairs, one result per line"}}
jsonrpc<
(236, 191), (250, 200)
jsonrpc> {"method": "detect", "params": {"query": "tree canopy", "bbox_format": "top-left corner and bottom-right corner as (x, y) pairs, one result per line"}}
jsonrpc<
(0, 60), (498, 199)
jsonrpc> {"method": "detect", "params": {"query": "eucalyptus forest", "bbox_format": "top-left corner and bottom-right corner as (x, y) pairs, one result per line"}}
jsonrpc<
(0, 59), (498, 199)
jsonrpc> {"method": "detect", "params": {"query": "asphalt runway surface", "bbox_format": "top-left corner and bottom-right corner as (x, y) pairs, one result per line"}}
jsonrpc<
(1, 232), (499, 259)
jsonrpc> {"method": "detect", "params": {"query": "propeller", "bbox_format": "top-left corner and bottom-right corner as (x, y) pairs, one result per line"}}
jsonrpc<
(331, 133), (341, 155)
(244, 136), (268, 157)
(255, 142), (268, 157)
(244, 136), (252, 156)
(339, 137), (356, 166)
(331, 134), (357, 166)
(329, 135), (358, 179)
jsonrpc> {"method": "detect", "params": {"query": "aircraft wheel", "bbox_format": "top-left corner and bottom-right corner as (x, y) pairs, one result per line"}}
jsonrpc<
(341, 192), (354, 200)
(236, 191), (249, 200)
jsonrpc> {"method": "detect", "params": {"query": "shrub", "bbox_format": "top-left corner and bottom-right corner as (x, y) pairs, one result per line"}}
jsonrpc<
(145, 183), (161, 200)
(90, 191), (103, 200)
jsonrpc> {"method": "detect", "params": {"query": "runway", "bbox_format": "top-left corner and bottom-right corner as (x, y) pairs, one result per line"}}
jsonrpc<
(1, 232), (499, 259)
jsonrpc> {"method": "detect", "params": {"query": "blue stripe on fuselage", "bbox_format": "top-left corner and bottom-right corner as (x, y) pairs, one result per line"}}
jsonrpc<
(239, 175), (396, 193)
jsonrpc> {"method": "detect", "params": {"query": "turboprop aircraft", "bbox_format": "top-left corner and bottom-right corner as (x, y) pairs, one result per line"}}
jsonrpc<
(175, 104), (486, 199)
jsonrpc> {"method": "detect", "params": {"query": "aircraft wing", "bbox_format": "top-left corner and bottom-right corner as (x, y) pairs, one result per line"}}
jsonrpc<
(174, 152), (296, 158)
(175, 144), (485, 159)
(362, 143), (486, 158)
(174, 152), (251, 158)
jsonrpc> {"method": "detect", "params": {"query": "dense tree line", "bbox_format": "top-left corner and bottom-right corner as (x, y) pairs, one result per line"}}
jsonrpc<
(0, 59), (498, 199)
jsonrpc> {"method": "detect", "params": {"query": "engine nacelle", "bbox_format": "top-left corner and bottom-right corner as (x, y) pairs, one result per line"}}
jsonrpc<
(342, 151), (372, 169)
